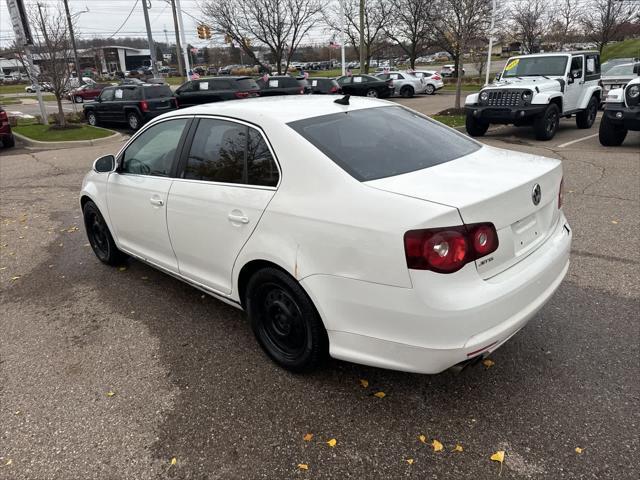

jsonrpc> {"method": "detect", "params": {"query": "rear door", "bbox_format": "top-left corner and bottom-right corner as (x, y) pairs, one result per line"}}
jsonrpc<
(107, 117), (191, 271)
(167, 117), (280, 294)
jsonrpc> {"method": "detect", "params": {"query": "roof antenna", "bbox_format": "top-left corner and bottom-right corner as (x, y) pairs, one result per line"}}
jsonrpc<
(334, 94), (350, 106)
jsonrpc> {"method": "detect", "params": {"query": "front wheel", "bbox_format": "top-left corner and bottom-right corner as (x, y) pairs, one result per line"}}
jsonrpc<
(86, 110), (98, 126)
(576, 96), (598, 129)
(400, 86), (414, 98)
(599, 114), (627, 146)
(245, 268), (328, 373)
(465, 111), (489, 136)
(366, 88), (379, 98)
(534, 103), (560, 141)
(82, 201), (127, 266)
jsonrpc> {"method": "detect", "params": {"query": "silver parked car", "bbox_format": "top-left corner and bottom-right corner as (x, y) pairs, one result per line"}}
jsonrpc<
(601, 62), (640, 96)
(412, 70), (445, 95)
(375, 70), (425, 97)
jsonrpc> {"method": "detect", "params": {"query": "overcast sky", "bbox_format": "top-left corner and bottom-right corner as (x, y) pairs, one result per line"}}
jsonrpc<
(0, 0), (240, 49)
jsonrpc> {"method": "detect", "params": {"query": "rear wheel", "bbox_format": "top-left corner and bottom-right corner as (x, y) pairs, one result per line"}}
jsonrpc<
(127, 111), (141, 131)
(82, 201), (127, 266)
(425, 84), (435, 95)
(86, 110), (98, 126)
(465, 111), (489, 136)
(366, 88), (379, 98)
(534, 103), (560, 141)
(598, 114), (627, 146)
(400, 85), (414, 98)
(576, 96), (597, 129)
(245, 268), (328, 373)
(2, 134), (15, 148)
(74, 95), (84, 104)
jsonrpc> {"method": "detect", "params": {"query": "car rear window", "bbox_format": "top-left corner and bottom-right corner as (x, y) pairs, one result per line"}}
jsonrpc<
(288, 106), (480, 181)
(236, 78), (259, 90)
(143, 85), (173, 98)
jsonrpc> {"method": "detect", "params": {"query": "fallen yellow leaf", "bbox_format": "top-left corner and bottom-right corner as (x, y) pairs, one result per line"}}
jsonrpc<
(431, 439), (443, 452)
(303, 433), (313, 442)
(575, 447), (583, 454)
(170, 457), (177, 466)
(10, 276), (20, 281)
(490, 450), (505, 463)
(453, 444), (464, 452)
(141, 276), (149, 280)
(297, 463), (309, 470)
(406, 458), (414, 465)
(359, 379), (369, 388)
(611, 220), (618, 224)
(5, 459), (12, 466)
(483, 359), (495, 369)
(373, 391), (386, 398)
(118, 267), (127, 271)
(326, 438), (337, 447)
(418, 434), (427, 444)
(106, 391), (116, 397)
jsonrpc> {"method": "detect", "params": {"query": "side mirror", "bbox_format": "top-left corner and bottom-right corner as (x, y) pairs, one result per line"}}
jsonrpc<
(567, 73), (574, 84)
(634, 63), (640, 76)
(93, 155), (115, 173)
(494, 72), (501, 81)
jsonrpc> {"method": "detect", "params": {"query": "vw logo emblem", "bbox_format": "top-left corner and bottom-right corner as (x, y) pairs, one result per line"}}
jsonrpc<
(532, 184), (542, 206)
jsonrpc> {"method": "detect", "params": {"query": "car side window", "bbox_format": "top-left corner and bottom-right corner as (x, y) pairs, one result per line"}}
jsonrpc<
(586, 55), (600, 76)
(100, 88), (114, 101)
(247, 129), (279, 187)
(337, 76), (351, 85)
(570, 56), (583, 78)
(122, 87), (139, 100)
(184, 119), (246, 184)
(122, 119), (188, 176)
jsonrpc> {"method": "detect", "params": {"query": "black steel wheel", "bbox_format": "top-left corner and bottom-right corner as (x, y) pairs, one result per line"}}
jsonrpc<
(598, 114), (627, 146)
(246, 268), (328, 372)
(82, 200), (126, 265)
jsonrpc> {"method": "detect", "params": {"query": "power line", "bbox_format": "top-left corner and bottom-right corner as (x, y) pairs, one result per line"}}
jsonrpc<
(109, 0), (140, 38)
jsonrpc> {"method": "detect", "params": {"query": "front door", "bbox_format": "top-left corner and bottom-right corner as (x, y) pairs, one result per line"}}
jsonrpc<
(96, 88), (115, 121)
(167, 117), (280, 294)
(107, 117), (190, 272)
(564, 55), (584, 112)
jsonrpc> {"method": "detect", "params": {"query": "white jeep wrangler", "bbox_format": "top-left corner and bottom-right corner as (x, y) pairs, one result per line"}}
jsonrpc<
(599, 65), (640, 146)
(465, 52), (602, 141)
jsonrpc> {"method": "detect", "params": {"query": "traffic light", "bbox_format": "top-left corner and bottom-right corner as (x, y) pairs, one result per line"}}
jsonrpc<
(197, 25), (211, 40)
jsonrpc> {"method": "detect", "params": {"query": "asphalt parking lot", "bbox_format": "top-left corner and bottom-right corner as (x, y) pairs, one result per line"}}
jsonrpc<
(0, 100), (638, 479)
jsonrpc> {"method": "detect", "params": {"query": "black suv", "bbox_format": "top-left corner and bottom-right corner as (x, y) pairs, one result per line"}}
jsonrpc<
(175, 76), (260, 107)
(84, 84), (177, 130)
(305, 77), (341, 95)
(256, 76), (304, 96)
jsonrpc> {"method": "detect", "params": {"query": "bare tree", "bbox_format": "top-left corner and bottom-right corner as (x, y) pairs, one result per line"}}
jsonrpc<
(510, 0), (549, 54)
(326, 0), (391, 73)
(203, 0), (323, 74)
(581, 0), (638, 53)
(433, 0), (492, 109)
(31, 2), (74, 127)
(548, 0), (583, 50)
(384, 0), (436, 69)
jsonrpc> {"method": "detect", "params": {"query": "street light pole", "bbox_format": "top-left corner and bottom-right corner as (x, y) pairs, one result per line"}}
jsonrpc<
(359, 0), (365, 73)
(339, 0), (346, 75)
(175, 0), (192, 80)
(485, 0), (497, 86)
(169, 0), (185, 80)
(141, 0), (159, 77)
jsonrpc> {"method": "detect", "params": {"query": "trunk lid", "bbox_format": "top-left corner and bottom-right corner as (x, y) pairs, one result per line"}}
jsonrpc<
(365, 145), (563, 278)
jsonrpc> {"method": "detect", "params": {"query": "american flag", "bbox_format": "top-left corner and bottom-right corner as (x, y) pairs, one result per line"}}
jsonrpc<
(329, 41), (340, 49)
(190, 70), (200, 80)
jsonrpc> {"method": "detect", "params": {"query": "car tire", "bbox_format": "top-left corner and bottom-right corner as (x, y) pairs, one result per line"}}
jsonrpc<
(82, 200), (127, 266)
(74, 95), (83, 104)
(86, 110), (98, 126)
(465, 111), (489, 137)
(598, 114), (627, 146)
(245, 267), (328, 373)
(127, 111), (141, 131)
(425, 84), (436, 95)
(534, 103), (560, 141)
(366, 88), (379, 98)
(2, 134), (15, 148)
(576, 96), (597, 129)
(400, 85), (414, 98)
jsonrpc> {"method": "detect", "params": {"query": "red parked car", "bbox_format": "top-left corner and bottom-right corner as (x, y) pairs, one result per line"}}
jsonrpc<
(0, 107), (15, 148)
(69, 83), (109, 103)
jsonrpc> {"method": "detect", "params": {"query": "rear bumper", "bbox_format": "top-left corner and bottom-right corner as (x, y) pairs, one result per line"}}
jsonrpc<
(302, 213), (572, 374)
(603, 104), (640, 131)
(466, 105), (546, 123)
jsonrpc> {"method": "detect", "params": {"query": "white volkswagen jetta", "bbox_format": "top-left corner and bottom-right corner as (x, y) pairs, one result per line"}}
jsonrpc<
(81, 96), (571, 374)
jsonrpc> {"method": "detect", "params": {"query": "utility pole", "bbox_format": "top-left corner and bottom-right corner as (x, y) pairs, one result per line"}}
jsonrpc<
(62, 0), (83, 85)
(359, 0), (365, 73)
(169, 0), (185, 80)
(175, 0), (192, 80)
(141, 0), (159, 77)
(339, 0), (346, 75)
(484, 0), (497, 86)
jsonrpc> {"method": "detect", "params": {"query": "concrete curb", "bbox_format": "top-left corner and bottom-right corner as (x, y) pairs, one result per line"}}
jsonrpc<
(12, 127), (124, 150)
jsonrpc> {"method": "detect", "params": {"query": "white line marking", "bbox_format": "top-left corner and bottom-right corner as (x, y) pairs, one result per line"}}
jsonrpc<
(557, 133), (599, 148)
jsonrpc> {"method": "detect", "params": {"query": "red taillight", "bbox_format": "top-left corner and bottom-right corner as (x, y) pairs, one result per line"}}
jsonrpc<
(404, 223), (499, 273)
(558, 177), (564, 209)
(139, 100), (149, 112)
(433, 74), (441, 81)
(299, 88), (304, 94)
(235, 91), (250, 99)
(329, 85), (338, 93)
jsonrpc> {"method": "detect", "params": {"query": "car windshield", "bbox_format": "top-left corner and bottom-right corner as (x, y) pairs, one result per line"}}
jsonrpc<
(502, 56), (568, 77)
(288, 106), (479, 181)
(605, 64), (636, 77)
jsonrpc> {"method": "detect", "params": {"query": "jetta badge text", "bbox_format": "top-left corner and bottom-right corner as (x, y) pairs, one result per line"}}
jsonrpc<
(532, 183), (542, 206)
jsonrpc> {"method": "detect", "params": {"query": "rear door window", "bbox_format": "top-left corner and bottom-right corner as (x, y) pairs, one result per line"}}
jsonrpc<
(236, 78), (258, 90)
(100, 88), (114, 101)
(247, 129), (279, 187)
(122, 87), (140, 100)
(144, 85), (173, 99)
(288, 106), (479, 181)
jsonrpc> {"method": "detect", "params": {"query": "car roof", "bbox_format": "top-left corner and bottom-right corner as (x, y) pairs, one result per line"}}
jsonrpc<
(161, 95), (390, 124)
(509, 51), (598, 58)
